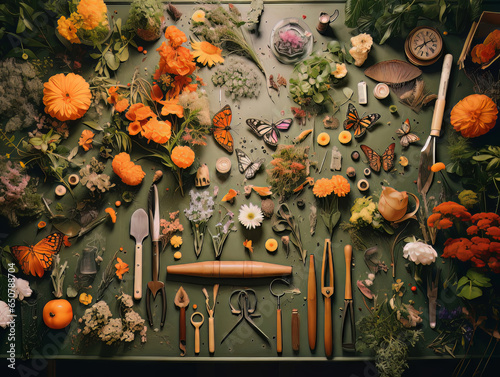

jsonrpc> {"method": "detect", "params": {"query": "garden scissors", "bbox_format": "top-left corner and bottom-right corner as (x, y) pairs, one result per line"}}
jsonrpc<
(146, 183), (166, 328)
(220, 289), (270, 344)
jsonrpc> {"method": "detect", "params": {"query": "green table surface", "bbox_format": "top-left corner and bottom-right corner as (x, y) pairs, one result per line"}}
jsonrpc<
(1, 0), (499, 364)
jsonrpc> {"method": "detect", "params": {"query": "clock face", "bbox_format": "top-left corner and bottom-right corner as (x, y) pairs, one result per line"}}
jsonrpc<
(409, 27), (443, 61)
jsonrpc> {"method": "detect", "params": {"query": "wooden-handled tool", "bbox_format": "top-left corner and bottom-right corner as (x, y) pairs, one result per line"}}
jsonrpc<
(174, 286), (189, 356)
(307, 255), (317, 351)
(321, 239), (334, 358)
(270, 278), (290, 354)
(191, 312), (204, 355)
(202, 284), (219, 354)
(292, 309), (300, 352)
(341, 245), (355, 351)
(130, 209), (148, 300)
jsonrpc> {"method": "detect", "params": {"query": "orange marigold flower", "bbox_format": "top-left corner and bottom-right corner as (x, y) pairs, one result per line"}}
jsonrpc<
(78, 129), (95, 151)
(171, 146), (195, 169)
(331, 175), (350, 197)
(313, 178), (335, 198)
(290, 162), (305, 171)
(78, 0), (107, 30)
(190, 40), (224, 67)
(115, 98), (129, 112)
(43, 73), (91, 121)
(115, 257), (129, 280)
(38, 221), (46, 229)
(112, 152), (146, 186)
(142, 119), (172, 144)
(127, 121), (142, 136)
(165, 25), (187, 48)
(159, 96), (184, 118)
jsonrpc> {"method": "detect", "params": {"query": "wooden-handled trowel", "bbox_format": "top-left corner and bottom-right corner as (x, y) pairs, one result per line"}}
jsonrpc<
(417, 54), (453, 196)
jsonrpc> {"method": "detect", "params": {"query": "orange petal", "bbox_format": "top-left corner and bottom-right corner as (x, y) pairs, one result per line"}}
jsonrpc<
(252, 186), (272, 196)
(222, 189), (238, 202)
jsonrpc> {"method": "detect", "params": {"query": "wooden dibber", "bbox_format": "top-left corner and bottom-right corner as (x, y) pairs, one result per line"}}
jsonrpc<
(292, 309), (300, 352)
(307, 255), (317, 351)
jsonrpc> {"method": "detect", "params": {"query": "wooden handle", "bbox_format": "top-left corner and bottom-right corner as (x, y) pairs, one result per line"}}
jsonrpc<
(180, 307), (186, 344)
(277, 308), (282, 353)
(134, 243), (142, 300)
(307, 255), (317, 351)
(194, 327), (200, 354)
(344, 245), (352, 300)
(430, 54), (453, 137)
(324, 297), (332, 358)
(291, 309), (300, 352)
(209, 317), (215, 353)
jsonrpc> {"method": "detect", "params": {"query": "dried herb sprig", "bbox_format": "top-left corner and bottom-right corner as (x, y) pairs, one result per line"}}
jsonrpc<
(96, 250), (118, 301)
(272, 203), (306, 264)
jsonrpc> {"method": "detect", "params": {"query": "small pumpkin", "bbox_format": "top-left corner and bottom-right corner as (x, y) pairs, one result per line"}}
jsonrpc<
(43, 299), (73, 329)
(450, 94), (498, 138)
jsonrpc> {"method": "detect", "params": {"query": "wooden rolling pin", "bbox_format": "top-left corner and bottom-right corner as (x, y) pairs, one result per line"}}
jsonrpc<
(167, 261), (292, 278)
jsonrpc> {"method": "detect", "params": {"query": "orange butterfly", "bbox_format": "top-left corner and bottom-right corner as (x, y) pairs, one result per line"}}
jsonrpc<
(212, 104), (234, 154)
(360, 143), (396, 172)
(11, 232), (64, 277)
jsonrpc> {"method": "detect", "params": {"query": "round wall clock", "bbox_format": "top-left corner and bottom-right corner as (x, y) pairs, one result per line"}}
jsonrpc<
(405, 26), (443, 66)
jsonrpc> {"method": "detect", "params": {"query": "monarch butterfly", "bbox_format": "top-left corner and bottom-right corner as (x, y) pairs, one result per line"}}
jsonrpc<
(246, 118), (293, 147)
(360, 143), (396, 172)
(236, 149), (265, 179)
(212, 104), (234, 154)
(11, 232), (64, 277)
(396, 118), (420, 148)
(343, 103), (381, 138)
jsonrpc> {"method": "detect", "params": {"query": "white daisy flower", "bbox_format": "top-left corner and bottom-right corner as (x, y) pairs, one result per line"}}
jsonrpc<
(238, 203), (264, 229)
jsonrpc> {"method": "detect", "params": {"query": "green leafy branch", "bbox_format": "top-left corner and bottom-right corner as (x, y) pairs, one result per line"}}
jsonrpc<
(456, 268), (492, 300)
(272, 203), (306, 264)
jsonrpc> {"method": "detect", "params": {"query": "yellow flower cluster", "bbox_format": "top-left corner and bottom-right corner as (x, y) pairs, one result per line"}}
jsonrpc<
(57, 0), (108, 44)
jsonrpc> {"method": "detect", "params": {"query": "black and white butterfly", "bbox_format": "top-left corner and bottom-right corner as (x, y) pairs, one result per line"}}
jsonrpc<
(396, 118), (420, 148)
(246, 118), (293, 147)
(235, 149), (265, 179)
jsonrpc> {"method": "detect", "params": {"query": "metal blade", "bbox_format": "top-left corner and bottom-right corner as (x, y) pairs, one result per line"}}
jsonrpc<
(417, 135), (435, 195)
(148, 184), (160, 241)
(130, 208), (149, 243)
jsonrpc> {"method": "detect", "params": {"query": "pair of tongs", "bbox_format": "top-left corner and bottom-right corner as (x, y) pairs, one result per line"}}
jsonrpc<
(321, 239), (334, 358)
(341, 245), (355, 351)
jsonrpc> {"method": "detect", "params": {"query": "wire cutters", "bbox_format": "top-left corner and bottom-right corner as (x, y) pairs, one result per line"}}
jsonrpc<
(220, 289), (270, 344)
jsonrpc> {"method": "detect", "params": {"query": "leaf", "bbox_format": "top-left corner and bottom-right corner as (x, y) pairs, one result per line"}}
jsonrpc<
(466, 269), (492, 287)
(117, 46), (129, 62)
(67, 146), (78, 161)
(343, 87), (354, 100)
(327, 40), (341, 53)
(313, 91), (324, 104)
(83, 121), (104, 131)
(473, 154), (494, 162)
(345, 0), (369, 28)
(105, 51), (119, 70)
(16, 17), (25, 33)
(486, 157), (500, 171)
(457, 284), (483, 300)
(456, 276), (470, 289)
(90, 53), (101, 59)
